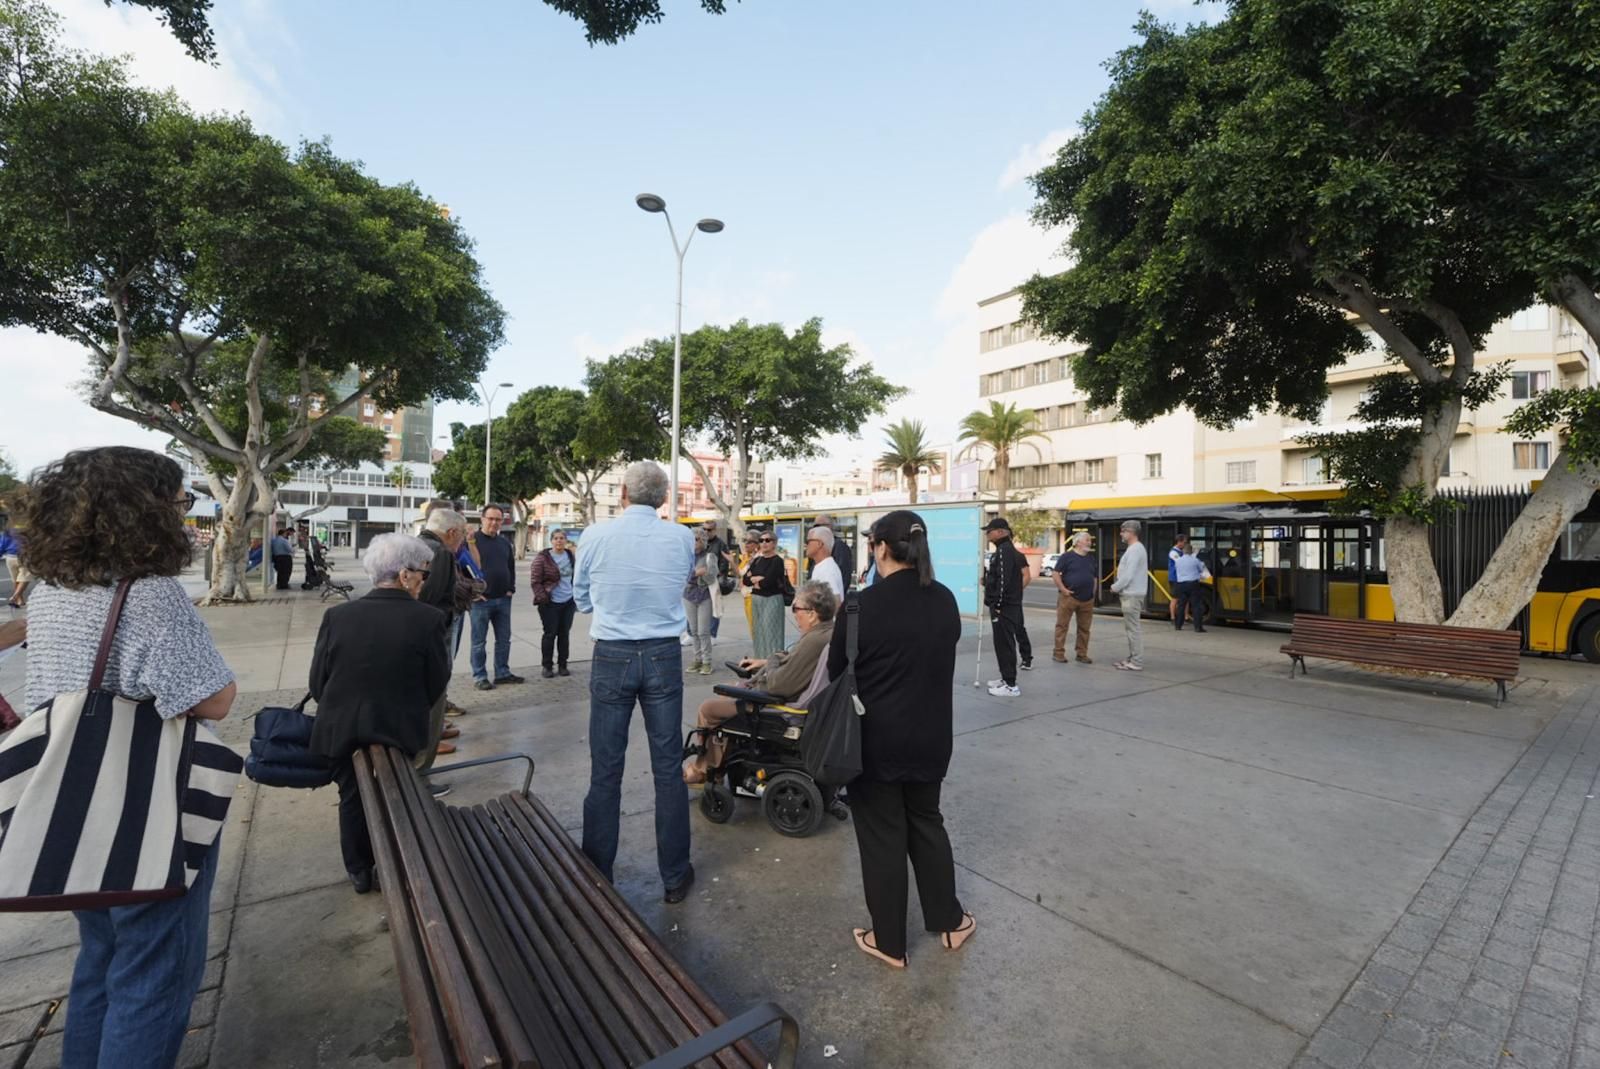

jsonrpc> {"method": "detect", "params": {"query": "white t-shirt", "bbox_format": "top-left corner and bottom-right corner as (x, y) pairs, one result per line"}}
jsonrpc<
(809, 556), (845, 601)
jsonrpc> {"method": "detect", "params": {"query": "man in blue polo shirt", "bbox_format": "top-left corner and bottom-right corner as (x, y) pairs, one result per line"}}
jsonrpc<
(1052, 530), (1099, 663)
(574, 461), (698, 904)
(1172, 543), (1210, 633)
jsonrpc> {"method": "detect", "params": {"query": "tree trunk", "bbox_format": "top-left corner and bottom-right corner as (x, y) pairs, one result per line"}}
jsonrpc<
(1551, 273), (1600, 344)
(730, 440), (753, 543)
(904, 464), (919, 505)
(996, 446), (1011, 516)
(1449, 452), (1600, 629)
(1384, 399), (1460, 624)
(203, 479), (258, 604)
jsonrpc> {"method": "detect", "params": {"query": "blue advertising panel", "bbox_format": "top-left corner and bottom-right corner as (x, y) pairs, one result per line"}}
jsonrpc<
(920, 505), (983, 615)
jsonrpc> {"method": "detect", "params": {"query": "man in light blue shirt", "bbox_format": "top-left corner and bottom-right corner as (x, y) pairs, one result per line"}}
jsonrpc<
(573, 461), (698, 903)
(1172, 545), (1210, 634)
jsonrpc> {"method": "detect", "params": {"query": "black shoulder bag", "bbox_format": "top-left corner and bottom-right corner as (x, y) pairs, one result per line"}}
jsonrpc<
(799, 593), (863, 786)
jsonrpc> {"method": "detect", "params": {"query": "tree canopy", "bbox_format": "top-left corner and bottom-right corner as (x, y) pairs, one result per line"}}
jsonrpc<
(1018, 0), (1600, 627)
(877, 419), (942, 505)
(0, 0), (505, 598)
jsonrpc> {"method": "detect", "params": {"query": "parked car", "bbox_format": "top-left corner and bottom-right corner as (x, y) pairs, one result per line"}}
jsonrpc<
(1040, 552), (1062, 577)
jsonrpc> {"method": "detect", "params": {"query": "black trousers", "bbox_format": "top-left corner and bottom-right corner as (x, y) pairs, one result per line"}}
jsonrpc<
(989, 602), (1032, 685)
(538, 599), (577, 668)
(333, 758), (373, 877)
(1174, 581), (1208, 631)
(273, 554), (293, 590)
(850, 778), (965, 960)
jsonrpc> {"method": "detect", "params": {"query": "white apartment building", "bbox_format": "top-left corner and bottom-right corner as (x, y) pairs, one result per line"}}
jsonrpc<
(975, 288), (1599, 516)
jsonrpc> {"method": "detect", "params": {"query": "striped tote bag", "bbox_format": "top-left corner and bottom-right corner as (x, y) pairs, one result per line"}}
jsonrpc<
(0, 580), (243, 911)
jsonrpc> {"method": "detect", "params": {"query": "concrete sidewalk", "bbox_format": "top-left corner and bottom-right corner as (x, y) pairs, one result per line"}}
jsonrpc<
(1, 578), (1597, 1067)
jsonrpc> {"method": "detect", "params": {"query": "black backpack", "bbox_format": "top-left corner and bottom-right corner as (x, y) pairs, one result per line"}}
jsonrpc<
(800, 594), (863, 786)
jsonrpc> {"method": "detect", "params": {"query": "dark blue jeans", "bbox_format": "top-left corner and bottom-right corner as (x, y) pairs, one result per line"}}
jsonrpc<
(64, 839), (221, 1069)
(470, 595), (513, 682)
(582, 637), (691, 889)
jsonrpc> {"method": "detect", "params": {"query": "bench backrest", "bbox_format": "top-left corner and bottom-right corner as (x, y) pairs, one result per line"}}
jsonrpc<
(1287, 613), (1521, 678)
(355, 745), (765, 1069)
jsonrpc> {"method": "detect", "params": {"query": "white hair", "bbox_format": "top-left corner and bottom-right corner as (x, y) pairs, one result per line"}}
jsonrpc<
(424, 508), (466, 535)
(1073, 531), (1092, 549)
(807, 525), (835, 552)
(622, 461), (670, 509)
(363, 533), (435, 585)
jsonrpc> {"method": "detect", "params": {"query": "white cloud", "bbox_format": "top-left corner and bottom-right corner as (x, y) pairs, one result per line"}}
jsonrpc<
(47, 0), (284, 124)
(997, 127), (1076, 192)
(0, 328), (170, 476)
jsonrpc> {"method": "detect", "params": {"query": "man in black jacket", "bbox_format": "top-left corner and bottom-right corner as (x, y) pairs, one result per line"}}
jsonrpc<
(467, 504), (522, 689)
(417, 508), (465, 768)
(983, 517), (1033, 696)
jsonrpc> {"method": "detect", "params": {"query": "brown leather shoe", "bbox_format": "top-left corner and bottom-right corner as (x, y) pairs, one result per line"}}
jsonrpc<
(434, 741), (457, 756)
(444, 701), (466, 718)
(1077, 655), (1093, 664)
(440, 725), (461, 740)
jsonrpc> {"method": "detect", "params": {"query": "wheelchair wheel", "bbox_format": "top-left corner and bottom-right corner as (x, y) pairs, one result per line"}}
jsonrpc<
(762, 772), (824, 838)
(700, 783), (734, 824)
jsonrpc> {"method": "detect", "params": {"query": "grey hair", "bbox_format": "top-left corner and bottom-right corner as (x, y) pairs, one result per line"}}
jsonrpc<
(807, 525), (835, 551)
(814, 513), (836, 528)
(795, 580), (838, 622)
(622, 461), (670, 509)
(1120, 519), (1141, 534)
(425, 507), (466, 534)
(363, 533), (435, 585)
(1072, 530), (1092, 549)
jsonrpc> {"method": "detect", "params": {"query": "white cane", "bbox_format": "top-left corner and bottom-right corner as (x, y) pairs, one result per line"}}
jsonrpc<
(973, 596), (985, 687)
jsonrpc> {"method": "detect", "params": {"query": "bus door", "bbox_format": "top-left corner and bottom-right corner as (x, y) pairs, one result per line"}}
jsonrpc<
(1295, 526), (1327, 615)
(1251, 523), (1297, 624)
(1206, 522), (1251, 621)
(1146, 522), (1179, 605)
(1324, 525), (1364, 618)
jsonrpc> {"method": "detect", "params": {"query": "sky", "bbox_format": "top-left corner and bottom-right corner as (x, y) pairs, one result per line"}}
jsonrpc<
(1, 0), (1224, 478)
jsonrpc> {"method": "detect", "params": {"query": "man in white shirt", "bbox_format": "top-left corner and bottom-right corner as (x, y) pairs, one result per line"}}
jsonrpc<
(805, 525), (845, 601)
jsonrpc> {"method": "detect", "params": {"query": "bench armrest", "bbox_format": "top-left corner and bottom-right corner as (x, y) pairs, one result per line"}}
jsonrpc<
(638, 1001), (799, 1069)
(712, 685), (783, 705)
(419, 750), (535, 799)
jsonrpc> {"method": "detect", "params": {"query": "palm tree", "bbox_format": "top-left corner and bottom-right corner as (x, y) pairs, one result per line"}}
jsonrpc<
(877, 419), (943, 505)
(958, 401), (1046, 517)
(387, 463), (413, 518)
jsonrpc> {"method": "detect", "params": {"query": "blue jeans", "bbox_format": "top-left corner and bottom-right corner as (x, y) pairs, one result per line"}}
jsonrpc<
(470, 596), (513, 682)
(582, 638), (691, 889)
(64, 839), (221, 1069)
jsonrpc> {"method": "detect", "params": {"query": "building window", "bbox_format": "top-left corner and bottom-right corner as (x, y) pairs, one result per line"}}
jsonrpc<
(1084, 459), (1104, 482)
(1439, 451), (1451, 477)
(1061, 461), (1077, 484)
(1009, 367), (1026, 390)
(1226, 461), (1256, 485)
(1144, 453), (1162, 479)
(1513, 442), (1551, 469)
(1303, 456), (1327, 483)
(1509, 306), (1549, 332)
(1511, 371), (1550, 399)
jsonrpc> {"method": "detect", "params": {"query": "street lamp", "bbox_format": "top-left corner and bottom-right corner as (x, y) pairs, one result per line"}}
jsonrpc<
(636, 192), (725, 521)
(480, 380), (514, 510)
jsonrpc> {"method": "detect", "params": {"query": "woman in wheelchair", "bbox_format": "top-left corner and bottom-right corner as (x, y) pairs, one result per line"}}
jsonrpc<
(682, 580), (837, 785)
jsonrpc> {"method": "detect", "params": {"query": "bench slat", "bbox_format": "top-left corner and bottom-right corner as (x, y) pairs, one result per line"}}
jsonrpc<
(488, 797), (727, 1066)
(369, 749), (504, 1069)
(354, 749), (454, 1069)
(1282, 613), (1519, 692)
(452, 805), (647, 1068)
(510, 793), (767, 1069)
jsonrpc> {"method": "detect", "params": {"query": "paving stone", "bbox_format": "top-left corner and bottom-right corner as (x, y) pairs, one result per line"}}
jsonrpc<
(188, 988), (220, 1030)
(1380, 1015), (1433, 1052)
(1370, 944), (1425, 976)
(1419, 951), (1471, 983)
(198, 958), (224, 993)
(1304, 1028), (1366, 1069)
(1500, 1033), (1565, 1069)
(1468, 956), (1524, 990)
(1461, 978), (1517, 1013)
(1321, 1004), (1384, 1049)
(1360, 962), (1413, 998)
(0, 1005), (46, 1048)
(24, 1031), (62, 1069)
(1508, 1009), (1574, 1052)
(176, 1025), (211, 1069)
(1394, 992), (1454, 1028)
(1411, 967), (1468, 1005)
(1365, 1037), (1426, 1069)
(1529, 943), (1585, 980)
(1341, 981), (1396, 1015)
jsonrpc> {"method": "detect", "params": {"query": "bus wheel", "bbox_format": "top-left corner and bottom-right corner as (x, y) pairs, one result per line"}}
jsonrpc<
(1576, 615), (1600, 664)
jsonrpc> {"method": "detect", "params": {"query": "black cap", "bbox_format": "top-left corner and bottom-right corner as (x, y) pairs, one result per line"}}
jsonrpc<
(983, 517), (1011, 532)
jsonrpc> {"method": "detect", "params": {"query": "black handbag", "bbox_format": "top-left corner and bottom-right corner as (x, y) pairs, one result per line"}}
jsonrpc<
(799, 593), (862, 786)
(245, 693), (335, 789)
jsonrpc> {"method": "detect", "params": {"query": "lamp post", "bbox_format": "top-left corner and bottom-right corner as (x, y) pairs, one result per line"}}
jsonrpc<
(636, 193), (724, 521)
(480, 380), (514, 511)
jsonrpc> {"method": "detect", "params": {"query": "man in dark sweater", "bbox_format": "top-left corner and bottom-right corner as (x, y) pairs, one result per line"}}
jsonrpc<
(983, 516), (1033, 696)
(467, 504), (522, 690)
(1053, 530), (1099, 663)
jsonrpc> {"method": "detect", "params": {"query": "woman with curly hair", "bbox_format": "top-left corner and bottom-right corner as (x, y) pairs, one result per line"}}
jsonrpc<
(15, 446), (237, 1069)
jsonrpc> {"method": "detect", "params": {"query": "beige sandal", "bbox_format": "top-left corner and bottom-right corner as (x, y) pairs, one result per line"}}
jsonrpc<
(852, 927), (907, 969)
(941, 912), (977, 950)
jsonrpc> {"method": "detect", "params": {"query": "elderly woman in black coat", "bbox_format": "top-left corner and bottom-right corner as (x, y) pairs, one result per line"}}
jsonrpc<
(828, 510), (974, 968)
(310, 533), (450, 894)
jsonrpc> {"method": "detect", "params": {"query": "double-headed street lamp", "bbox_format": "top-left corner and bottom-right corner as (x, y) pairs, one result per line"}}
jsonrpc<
(480, 380), (514, 510)
(636, 193), (724, 522)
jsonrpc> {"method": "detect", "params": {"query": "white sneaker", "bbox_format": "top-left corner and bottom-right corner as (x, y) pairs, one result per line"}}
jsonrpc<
(987, 678), (1006, 688)
(680, 633), (693, 646)
(988, 683), (1020, 697)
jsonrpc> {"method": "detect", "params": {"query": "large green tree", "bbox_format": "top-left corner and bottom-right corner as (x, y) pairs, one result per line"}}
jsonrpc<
(1019, 0), (1600, 628)
(586, 319), (903, 537)
(0, 2), (505, 600)
(958, 402), (1045, 517)
(431, 418), (553, 545)
(877, 418), (942, 505)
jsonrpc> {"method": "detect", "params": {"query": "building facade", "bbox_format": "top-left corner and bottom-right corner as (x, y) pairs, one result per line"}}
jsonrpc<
(974, 288), (1600, 535)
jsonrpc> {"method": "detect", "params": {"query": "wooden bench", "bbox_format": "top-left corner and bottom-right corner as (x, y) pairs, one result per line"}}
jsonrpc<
(352, 744), (799, 1069)
(1280, 613), (1521, 706)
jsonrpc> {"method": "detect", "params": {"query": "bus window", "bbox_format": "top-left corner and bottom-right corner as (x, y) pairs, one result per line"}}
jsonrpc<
(1564, 522), (1600, 560)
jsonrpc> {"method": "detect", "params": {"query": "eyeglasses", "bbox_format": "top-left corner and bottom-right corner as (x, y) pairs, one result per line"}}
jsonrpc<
(172, 492), (197, 510)
(406, 567), (432, 580)
(759, 538), (775, 544)
(791, 604), (814, 615)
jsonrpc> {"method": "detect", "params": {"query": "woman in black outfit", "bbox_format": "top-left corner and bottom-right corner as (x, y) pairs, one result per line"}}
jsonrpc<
(827, 509), (974, 968)
(742, 531), (793, 660)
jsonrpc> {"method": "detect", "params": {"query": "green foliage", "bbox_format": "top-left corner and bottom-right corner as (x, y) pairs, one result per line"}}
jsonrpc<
(431, 419), (550, 508)
(877, 420), (942, 480)
(0, 450), (18, 496)
(1507, 389), (1600, 470)
(1004, 508), (1054, 549)
(113, 1), (214, 61)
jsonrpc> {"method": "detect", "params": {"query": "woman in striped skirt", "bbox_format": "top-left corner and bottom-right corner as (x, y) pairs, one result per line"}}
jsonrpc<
(742, 531), (792, 660)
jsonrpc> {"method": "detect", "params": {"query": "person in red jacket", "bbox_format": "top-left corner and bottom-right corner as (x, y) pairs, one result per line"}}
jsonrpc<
(529, 528), (577, 678)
